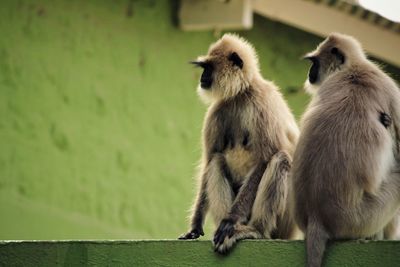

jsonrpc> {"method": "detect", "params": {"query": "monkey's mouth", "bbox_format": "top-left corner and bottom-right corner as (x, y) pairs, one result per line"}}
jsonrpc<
(201, 79), (212, 89)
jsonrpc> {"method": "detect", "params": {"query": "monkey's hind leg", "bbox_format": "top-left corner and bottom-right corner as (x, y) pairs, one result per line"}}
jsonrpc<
(249, 151), (291, 238)
(214, 151), (291, 254)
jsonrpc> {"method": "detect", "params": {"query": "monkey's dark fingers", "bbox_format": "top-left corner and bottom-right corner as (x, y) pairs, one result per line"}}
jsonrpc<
(213, 220), (235, 245)
(178, 229), (203, 240)
(213, 238), (228, 253)
(214, 236), (236, 254)
(198, 229), (205, 236)
(213, 228), (226, 246)
(214, 244), (229, 255)
(178, 232), (197, 240)
(213, 231), (223, 246)
(220, 219), (235, 237)
(178, 233), (189, 240)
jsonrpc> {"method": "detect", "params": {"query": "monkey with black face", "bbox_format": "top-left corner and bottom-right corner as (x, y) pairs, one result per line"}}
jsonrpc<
(178, 34), (300, 253)
(292, 33), (400, 267)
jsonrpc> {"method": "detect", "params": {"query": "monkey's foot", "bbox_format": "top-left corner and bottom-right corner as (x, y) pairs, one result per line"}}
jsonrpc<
(213, 220), (261, 254)
(178, 228), (204, 240)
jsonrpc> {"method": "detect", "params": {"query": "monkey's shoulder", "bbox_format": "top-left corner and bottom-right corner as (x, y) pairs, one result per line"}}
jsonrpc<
(332, 66), (393, 91)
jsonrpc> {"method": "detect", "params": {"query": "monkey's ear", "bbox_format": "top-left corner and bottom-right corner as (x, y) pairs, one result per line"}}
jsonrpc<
(228, 52), (243, 69)
(331, 47), (345, 64)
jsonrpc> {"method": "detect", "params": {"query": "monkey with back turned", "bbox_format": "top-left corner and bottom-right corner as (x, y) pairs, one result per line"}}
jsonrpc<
(292, 33), (400, 267)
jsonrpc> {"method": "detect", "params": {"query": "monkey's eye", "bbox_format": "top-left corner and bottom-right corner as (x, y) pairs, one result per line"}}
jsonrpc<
(228, 52), (243, 69)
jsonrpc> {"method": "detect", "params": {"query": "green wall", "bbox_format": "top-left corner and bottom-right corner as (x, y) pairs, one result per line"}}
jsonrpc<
(0, 0), (398, 240)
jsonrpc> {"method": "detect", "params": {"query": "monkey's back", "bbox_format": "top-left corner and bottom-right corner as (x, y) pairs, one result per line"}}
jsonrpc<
(293, 66), (395, 234)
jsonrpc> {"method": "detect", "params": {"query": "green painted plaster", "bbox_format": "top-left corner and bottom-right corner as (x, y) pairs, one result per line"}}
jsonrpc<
(1, 240), (400, 266)
(0, 0), (399, 240)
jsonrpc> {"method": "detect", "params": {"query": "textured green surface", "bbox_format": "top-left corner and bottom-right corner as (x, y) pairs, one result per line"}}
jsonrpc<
(0, 0), (399, 240)
(1, 240), (400, 267)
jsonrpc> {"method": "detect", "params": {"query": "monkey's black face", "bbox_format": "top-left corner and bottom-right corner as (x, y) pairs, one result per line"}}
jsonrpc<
(191, 61), (214, 89)
(200, 63), (214, 89)
(305, 47), (345, 85)
(307, 56), (320, 84)
(191, 52), (243, 90)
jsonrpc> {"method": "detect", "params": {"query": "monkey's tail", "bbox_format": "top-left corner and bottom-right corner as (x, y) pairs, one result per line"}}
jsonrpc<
(306, 216), (329, 267)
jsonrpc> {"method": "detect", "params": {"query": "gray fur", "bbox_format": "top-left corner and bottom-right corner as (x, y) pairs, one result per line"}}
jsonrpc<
(293, 33), (400, 267)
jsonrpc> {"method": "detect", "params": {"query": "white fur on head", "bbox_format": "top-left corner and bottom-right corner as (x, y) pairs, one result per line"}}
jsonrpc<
(197, 33), (261, 104)
(302, 32), (367, 94)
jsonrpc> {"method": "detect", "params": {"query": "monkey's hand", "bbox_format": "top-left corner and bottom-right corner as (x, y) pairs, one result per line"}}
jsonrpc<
(178, 228), (204, 240)
(213, 218), (236, 254)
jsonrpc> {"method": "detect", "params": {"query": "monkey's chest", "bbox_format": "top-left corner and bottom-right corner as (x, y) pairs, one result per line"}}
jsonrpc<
(224, 147), (256, 183)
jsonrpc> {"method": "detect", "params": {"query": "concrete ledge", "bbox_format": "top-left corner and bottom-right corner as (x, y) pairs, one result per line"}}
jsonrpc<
(0, 240), (399, 266)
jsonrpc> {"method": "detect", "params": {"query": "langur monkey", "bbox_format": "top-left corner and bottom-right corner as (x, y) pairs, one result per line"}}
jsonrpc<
(178, 34), (300, 253)
(292, 33), (400, 267)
